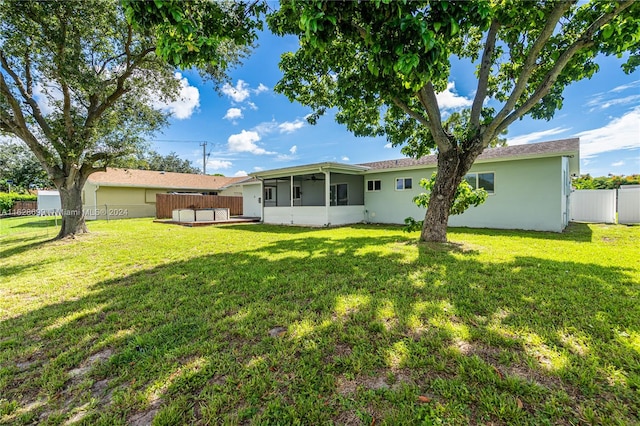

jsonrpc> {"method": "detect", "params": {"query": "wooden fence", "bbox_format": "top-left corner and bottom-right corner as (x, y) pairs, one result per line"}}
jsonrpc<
(155, 193), (243, 219)
(9, 200), (38, 216)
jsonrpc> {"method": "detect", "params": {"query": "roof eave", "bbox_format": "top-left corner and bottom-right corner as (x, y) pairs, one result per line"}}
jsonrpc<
(250, 162), (370, 179)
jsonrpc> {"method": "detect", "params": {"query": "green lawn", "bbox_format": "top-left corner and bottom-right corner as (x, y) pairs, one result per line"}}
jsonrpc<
(0, 218), (638, 425)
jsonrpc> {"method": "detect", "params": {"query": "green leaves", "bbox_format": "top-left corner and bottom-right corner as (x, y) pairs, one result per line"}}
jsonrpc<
(123, 0), (265, 70)
(413, 173), (488, 216)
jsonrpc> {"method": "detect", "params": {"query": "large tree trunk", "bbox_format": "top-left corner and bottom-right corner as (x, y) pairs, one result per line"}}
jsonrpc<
(420, 139), (487, 242)
(420, 148), (466, 243)
(56, 181), (88, 239)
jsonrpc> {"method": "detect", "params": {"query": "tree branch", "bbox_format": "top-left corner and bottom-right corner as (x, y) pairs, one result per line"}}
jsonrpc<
(0, 50), (56, 142)
(487, 1), (573, 137)
(84, 44), (156, 132)
(417, 82), (452, 152)
(391, 96), (430, 127)
(493, 1), (635, 135)
(0, 74), (63, 180)
(470, 19), (499, 132)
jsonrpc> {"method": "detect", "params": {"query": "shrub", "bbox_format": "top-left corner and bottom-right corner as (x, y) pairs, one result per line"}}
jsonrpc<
(403, 173), (488, 233)
(0, 192), (37, 213)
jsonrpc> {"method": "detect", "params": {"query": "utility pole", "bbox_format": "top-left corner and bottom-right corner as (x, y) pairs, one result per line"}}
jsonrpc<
(200, 142), (207, 174)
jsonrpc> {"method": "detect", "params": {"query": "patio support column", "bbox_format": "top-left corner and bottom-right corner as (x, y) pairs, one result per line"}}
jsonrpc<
(324, 169), (330, 226)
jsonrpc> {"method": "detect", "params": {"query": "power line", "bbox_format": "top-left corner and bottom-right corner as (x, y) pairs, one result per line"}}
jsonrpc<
(149, 139), (209, 144)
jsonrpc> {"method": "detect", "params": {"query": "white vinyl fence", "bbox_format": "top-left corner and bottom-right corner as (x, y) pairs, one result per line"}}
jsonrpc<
(618, 187), (640, 224)
(570, 188), (640, 224)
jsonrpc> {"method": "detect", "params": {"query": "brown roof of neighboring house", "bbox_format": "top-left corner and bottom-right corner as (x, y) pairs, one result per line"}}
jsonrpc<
(87, 168), (249, 190)
(358, 138), (580, 170)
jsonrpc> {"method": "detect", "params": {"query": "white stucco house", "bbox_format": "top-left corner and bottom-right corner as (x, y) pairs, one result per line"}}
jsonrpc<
(244, 138), (579, 232)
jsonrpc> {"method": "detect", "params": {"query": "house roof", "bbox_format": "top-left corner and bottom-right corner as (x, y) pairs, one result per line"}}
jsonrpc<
(87, 168), (249, 190)
(250, 162), (370, 179)
(358, 138), (580, 172)
(249, 138), (580, 179)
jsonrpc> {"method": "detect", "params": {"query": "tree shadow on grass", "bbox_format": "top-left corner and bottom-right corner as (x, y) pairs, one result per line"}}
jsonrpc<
(448, 221), (593, 243)
(0, 232), (637, 425)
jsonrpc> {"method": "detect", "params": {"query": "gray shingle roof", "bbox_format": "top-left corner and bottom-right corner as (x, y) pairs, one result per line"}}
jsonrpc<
(358, 138), (579, 170)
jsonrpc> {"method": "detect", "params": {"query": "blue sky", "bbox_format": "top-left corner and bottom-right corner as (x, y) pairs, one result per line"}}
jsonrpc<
(156, 29), (640, 178)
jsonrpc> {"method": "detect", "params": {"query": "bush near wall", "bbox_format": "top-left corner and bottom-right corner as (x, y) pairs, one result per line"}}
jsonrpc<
(0, 193), (37, 213)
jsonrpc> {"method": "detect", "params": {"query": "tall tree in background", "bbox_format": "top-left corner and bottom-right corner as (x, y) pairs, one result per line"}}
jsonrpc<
(114, 150), (201, 174)
(268, 0), (639, 242)
(0, 140), (52, 191)
(0, 0), (262, 239)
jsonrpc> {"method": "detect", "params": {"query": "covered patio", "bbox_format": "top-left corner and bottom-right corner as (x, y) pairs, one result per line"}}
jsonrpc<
(249, 163), (369, 226)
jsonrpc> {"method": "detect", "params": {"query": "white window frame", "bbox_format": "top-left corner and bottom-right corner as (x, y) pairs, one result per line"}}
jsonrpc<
(366, 179), (382, 192)
(463, 172), (495, 194)
(395, 177), (413, 191)
(264, 186), (275, 201)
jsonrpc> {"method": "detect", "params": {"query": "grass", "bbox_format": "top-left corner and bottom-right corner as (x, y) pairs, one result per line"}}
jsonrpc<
(0, 217), (638, 425)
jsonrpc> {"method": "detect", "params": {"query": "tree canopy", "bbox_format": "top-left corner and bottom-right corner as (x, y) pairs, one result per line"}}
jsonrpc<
(268, 0), (639, 241)
(114, 150), (202, 174)
(0, 0), (262, 238)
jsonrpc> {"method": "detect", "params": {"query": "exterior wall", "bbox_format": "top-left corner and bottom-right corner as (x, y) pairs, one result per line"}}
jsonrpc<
(263, 205), (366, 226)
(242, 183), (263, 218)
(365, 157), (566, 232)
(264, 206), (326, 226)
(329, 206), (367, 225)
(218, 187), (243, 197)
(93, 186), (155, 219)
(364, 168), (434, 224)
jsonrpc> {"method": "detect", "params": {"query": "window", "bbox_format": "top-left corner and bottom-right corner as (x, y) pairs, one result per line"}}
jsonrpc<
(395, 177), (413, 191)
(367, 180), (381, 191)
(463, 172), (495, 194)
(293, 185), (301, 200)
(264, 186), (275, 201)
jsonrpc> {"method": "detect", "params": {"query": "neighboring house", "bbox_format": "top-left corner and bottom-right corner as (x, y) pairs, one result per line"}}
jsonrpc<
(246, 138), (579, 232)
(83, 168), (248, 219)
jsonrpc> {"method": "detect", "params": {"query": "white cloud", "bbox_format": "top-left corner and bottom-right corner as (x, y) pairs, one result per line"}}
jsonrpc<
(587, 94), (640, 111)
(341, 156), (350, 162)
(223, 108), (243, 121)
(289, 145), (297, 154)
(207, 159), (232, 170)
(276, 154), (296, 162)
(384, 143), (393, 149)
(253, 166), (264, 172)
(279, 120), (305, 133)
(222, 80), (251, 102)
(227, 130), (273, 155)
(577, 107), (640, 159)
(247, 102), (258, 110)
(436, 82), (473, 110)
(612, 160), (625, 167)
(154, 72), (200, 119)
(611, 80), (640, 93)
(221, 80), (268, 103)
(234, 170), (248, 177)
(508, 127), (571, 146)
(253, 120), (278, 135)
